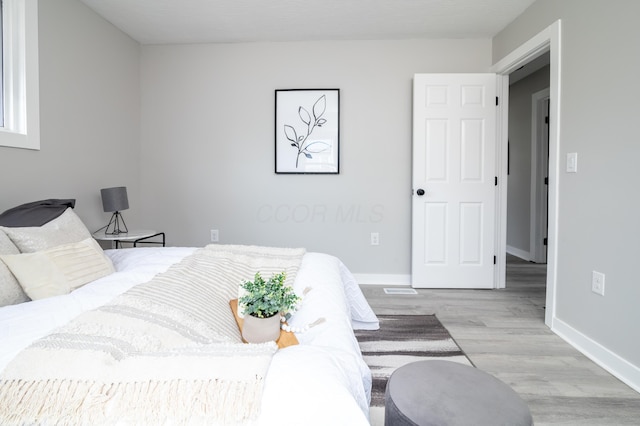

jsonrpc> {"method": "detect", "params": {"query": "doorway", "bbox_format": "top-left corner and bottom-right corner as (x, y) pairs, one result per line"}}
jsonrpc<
(492, 20), (561, 328)
(504, 61), (550, 322)
(504, 61), (550, 265)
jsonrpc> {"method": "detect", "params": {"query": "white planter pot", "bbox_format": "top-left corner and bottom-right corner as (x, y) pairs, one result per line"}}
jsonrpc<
(242, 313), (281, 343)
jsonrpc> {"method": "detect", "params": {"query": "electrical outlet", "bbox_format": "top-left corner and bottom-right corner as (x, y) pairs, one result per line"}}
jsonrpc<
(210, 229), (219, 242)
(592, 271), (605, 296)
(370, 232), (379, 246)
(566, 152), (578, 173)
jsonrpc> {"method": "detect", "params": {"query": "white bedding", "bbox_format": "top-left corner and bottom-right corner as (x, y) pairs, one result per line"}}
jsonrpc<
(0, 246), (379, 425)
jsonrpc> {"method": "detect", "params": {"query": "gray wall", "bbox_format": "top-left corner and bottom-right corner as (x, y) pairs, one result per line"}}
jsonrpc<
(0, 0), (636, 391)
(0, 0), (141, 232)
(507, 66), (550, 258)
(139, 40), (491, 275)
(494, 0), (640, 368)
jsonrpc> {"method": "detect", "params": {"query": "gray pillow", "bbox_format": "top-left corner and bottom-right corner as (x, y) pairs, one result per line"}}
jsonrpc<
(0, 199), (75, 227)
(0, 229), (29, 307)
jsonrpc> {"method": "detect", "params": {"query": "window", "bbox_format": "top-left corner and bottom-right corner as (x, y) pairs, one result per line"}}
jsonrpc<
(0, 1), (4, 128)
(0, 0), (39, 150)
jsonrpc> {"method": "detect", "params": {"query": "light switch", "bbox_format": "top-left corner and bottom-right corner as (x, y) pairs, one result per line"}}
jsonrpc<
(566, 152), (578, 173)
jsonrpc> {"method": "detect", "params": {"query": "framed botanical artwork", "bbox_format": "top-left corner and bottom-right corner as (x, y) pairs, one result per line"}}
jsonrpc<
(275, 89), (340, 174)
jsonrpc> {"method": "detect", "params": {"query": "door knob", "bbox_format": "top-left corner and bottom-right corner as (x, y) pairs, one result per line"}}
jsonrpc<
(416, 189), (425, 196)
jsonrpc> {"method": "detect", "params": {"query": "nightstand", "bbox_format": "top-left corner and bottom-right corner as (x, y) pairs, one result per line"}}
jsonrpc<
(93, 230), (165, 249)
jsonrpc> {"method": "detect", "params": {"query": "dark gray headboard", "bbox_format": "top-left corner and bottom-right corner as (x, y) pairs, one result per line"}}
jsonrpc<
(0, 199), (76, 227)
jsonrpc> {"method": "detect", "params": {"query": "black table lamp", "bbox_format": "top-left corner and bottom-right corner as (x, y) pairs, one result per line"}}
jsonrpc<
(101, 186), (129, 235)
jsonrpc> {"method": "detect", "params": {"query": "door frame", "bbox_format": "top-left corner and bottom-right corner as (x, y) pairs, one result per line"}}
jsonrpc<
(491, 20), (561, 328)
(530, 88), (550, 263)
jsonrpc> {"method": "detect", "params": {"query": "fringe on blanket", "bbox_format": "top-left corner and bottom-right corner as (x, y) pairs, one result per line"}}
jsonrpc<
(0, 377), (263, 425)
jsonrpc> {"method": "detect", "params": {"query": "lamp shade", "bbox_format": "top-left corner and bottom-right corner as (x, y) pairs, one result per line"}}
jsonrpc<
(101, 187), (129, 213)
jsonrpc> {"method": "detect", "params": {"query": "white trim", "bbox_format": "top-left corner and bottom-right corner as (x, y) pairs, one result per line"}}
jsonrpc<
(353, 273), (411, 286)
(553, 318), (640, 393)
(506, 245), (531, 262)
(492, 21), (557, 74)
(492, 20), (561, 328)
(0, 0), (40, 150)
(494, 76), (509, 289)
(530, 88), (550, 263)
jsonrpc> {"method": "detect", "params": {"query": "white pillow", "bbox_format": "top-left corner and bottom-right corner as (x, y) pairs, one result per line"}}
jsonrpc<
(0, 230), (19, 254)
(0, 229), (30, 306)
(0, 238), (115, 300)
(0, 208), (91, 253)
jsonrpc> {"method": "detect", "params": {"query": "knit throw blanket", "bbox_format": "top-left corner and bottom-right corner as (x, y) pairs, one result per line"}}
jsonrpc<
(0, 244), (306, 425)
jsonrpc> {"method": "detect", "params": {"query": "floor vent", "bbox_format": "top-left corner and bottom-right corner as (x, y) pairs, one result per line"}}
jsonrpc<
(384, 288), (418, 295)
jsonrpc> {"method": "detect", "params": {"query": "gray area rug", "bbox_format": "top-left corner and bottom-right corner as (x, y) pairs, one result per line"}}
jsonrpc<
(355, 315), (473, 407)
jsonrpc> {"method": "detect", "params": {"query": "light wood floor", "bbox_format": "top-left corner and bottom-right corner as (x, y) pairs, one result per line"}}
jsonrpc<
(360, 255), (640, 425)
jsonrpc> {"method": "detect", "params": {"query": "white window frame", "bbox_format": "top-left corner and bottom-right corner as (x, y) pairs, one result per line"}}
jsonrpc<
(0, 0), (39, 150)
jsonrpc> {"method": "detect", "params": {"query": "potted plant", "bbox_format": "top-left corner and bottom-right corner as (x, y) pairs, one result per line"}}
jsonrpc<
(238, 271), (300, 343)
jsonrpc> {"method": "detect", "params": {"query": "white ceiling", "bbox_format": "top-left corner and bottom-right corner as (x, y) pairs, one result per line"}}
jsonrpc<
(80, 0), (536, 45)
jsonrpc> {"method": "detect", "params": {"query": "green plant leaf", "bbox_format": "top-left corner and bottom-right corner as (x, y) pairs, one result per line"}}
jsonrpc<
(239, 271), (300, 318)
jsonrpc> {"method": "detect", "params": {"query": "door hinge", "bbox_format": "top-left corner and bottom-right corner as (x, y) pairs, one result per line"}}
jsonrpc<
(494, 176), (498, 186)
(543, 238), (548, 246)
(493, 255), (497, 265)
(495, 96), (499, 106)
(545, 116), (549, 124)
(544, 177), (549, 185)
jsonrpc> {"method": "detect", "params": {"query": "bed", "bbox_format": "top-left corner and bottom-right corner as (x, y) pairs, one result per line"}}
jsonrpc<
(0, 200), (379, 425)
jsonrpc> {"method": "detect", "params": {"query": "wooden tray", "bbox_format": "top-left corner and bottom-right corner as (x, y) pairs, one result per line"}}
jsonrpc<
(229, 299), (298, 349)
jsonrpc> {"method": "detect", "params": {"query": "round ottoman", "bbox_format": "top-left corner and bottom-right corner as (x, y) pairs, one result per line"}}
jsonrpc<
(384, 360), (532, 426)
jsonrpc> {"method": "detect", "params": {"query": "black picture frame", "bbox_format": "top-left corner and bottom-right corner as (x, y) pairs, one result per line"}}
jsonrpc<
(275, 89), (340, 174)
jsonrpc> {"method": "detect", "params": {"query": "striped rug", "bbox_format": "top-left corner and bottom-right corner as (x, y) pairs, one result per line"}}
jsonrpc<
(355, 315), (473, 408)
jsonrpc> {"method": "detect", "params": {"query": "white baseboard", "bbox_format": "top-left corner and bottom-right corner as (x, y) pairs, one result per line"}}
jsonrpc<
(506, 245), (531, 261)
(353, 273), (411, 286)
(552, 317), (640, 393)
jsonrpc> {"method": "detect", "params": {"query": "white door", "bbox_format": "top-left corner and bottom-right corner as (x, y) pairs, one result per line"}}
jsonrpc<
(412, 74), (497, 288)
